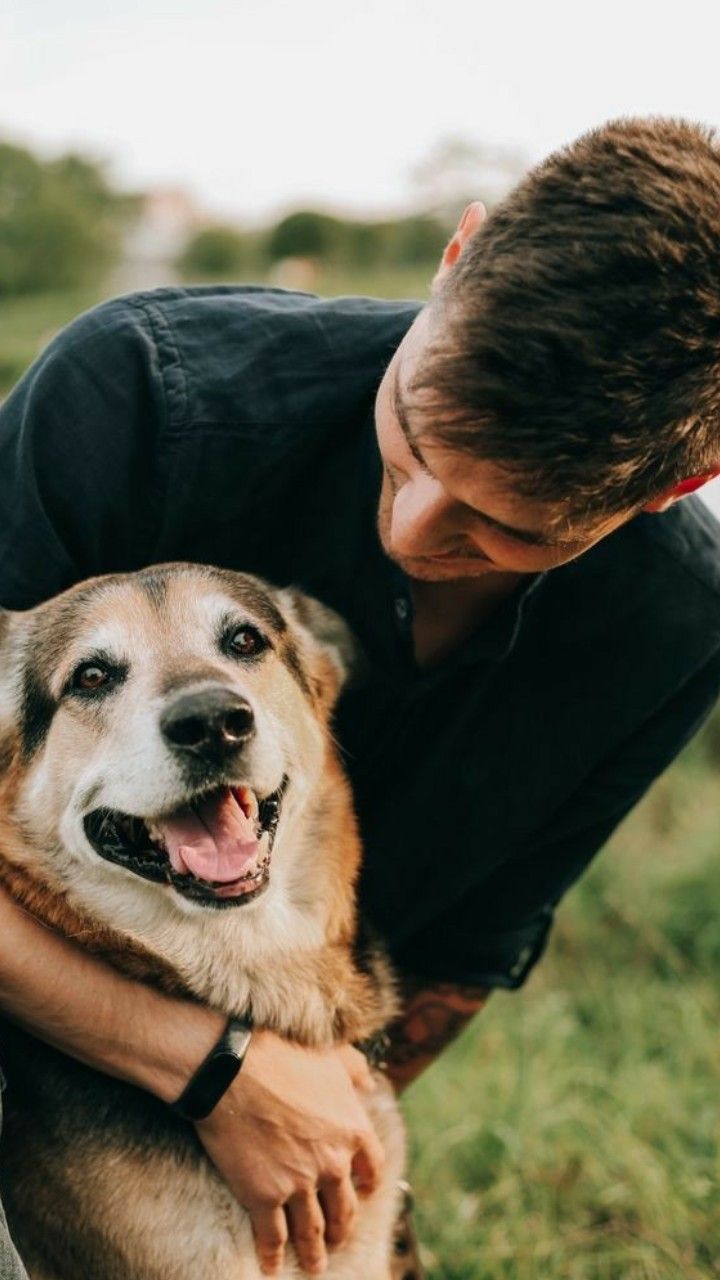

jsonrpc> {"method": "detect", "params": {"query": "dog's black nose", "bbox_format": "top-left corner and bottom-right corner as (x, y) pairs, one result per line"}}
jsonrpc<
(161, 688), (255, 760)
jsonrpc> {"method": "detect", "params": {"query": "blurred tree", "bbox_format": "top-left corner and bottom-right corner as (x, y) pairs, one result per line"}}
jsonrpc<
(344, 219), (388, 269)
(390, 215), (447, 265)
(49, 152), (139, 225)
(263, 210), (447, 273)
(265, 210), (343, 263)
(177, 225), (258, 279)
(0, 141), (135, 295)
(410, 136), (529, 225)
(342, 216), (446, 269)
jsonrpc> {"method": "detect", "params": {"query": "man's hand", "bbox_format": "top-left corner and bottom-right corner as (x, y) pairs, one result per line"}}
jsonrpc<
(0, 889), (385, 1276)
(194, 1030), (386, 1277)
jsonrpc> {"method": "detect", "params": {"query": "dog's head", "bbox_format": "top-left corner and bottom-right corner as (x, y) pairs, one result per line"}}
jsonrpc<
(0, 564), (353, 916)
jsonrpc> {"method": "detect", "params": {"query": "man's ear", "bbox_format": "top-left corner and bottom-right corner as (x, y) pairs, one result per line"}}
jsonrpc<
(431, 201), (487, 294)
(642, 468), (720, 513)
(277, 589), (361, 715)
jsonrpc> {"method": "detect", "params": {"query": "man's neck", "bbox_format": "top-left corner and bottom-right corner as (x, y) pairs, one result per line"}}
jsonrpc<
(409, 571), (525, 667)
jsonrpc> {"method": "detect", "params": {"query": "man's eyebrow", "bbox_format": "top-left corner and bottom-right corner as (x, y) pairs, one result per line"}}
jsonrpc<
(391, 369), (581, 549)
(392, 370), (433, 472)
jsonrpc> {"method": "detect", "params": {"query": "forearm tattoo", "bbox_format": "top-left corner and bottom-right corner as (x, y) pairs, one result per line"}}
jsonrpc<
(384, 976), (490, 1089)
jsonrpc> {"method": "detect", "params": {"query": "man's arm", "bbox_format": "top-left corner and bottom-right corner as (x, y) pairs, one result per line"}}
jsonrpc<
(0, 885), (384, 1277)
(384, 974), (490, 1092)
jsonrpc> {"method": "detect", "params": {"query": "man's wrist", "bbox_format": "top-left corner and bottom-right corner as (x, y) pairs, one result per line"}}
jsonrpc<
(0, 884), (232, 1104)
(116, 993), (228, 1105)
(169, 1014), (253, 1120)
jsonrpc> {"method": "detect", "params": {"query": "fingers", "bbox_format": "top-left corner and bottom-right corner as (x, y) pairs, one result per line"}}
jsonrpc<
(350, 1124), (386, 1198)
(251, 1136), (378, 1276)
(318, 1172), (359, 1248)
(336, 1043), (376, 1093)
(252, 1174), (360, 1277)
(250, 1204), (288, 1277)
(285, 1189), (328, 1275)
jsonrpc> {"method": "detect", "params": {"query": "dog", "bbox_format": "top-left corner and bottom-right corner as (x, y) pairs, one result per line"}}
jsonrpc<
(0, 562), (407, 1279)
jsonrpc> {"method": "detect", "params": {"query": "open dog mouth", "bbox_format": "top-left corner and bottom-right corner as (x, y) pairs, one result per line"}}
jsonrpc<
(83, 778), (288, 908)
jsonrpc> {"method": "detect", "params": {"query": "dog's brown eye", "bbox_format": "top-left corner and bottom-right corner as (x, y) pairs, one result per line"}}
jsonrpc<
(226, 625), (266, 658)
(65, 657), (126, 700)
(73, 664), (110, 691)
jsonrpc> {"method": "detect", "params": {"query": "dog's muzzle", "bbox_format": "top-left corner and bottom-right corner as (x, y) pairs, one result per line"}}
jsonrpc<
(83, 777), (288, 908)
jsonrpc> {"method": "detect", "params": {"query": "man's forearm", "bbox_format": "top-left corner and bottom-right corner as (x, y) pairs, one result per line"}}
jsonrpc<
(0, 884), (224, 1103)
(384, 976), (491, 1091)
(0, 882), (488, 1100)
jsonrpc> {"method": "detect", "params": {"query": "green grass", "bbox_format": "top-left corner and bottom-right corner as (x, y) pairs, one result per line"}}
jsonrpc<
(0, 287), (105, 393)
(2, 275), (719, 1277)
(404, 718), (720, 1279)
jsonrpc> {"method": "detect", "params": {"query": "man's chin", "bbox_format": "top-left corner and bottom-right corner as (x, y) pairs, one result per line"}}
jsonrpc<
(390, 552), (495, 582)
(377, 513), (494, 581)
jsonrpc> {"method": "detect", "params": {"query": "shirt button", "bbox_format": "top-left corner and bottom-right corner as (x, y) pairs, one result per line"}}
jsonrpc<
(394, 596), (409, 623)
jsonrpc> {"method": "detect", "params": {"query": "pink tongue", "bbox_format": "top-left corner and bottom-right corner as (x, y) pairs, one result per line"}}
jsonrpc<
(157, 789), (260, 883)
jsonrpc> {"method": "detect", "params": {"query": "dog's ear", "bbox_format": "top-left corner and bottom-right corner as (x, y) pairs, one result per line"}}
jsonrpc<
(277, 589), (362, 714)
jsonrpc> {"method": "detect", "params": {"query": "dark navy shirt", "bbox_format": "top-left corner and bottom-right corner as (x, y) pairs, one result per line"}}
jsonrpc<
(2, 285), (720, 990)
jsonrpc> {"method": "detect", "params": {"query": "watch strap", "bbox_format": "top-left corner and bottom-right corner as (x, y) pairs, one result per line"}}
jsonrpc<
(170, 1013), (253, 1121)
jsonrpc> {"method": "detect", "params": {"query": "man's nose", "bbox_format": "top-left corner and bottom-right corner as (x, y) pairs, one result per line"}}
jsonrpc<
(389, 473), (459, 557)
(160, 686), (255, 762)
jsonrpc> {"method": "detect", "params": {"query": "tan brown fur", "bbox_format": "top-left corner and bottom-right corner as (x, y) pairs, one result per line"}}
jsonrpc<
(0, 852), (190, 997)
(0, 733), (190, 993)
(0, 662), (395, 1045)
(0, 565), (405, 1279)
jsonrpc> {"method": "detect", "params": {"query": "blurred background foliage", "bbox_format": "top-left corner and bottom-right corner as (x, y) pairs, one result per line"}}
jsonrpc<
(0, 132), (527, 396)
(0, 130), (719, 1280)
(0, 142), (138, 297)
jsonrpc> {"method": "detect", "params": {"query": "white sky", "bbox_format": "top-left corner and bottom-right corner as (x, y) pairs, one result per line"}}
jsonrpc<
(3, 0), (720, 224)
(5, 0), (720, 514)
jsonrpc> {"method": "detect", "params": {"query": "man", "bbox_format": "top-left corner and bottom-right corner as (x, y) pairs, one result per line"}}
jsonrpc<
(1, 115), (720, 1278)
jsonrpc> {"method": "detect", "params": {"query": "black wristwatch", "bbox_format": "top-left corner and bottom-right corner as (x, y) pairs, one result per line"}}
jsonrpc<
(169, 1013), (254, 1122)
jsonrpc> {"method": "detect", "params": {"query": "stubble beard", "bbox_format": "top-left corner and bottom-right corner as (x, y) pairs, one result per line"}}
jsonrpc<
(375, 493), (494, 583)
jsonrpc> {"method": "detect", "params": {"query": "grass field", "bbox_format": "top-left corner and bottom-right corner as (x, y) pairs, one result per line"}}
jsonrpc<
(1, 276), (719, 1278)
(406, 718), (720, 1279)
(0, 286), (104, 394)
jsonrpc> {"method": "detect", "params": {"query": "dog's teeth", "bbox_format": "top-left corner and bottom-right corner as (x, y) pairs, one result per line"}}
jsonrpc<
(146, 821), (166, 849)
(236, 785), (259, 822)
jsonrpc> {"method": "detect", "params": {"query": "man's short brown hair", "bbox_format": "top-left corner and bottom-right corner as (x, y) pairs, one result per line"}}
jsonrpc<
(410, 117), (720, 527)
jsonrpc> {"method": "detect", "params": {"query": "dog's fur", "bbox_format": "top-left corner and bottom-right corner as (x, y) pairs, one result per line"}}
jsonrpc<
(0, 564), (405, 1279)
